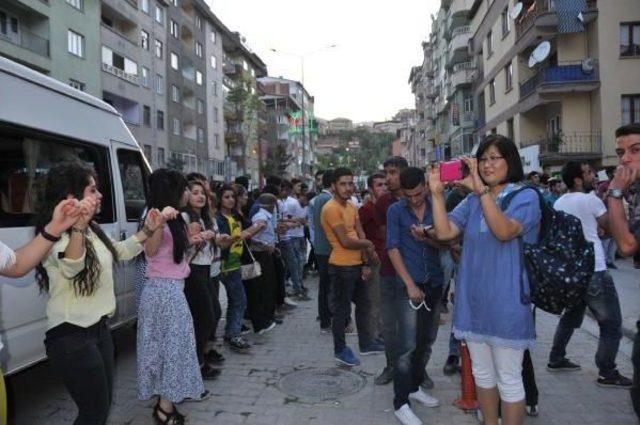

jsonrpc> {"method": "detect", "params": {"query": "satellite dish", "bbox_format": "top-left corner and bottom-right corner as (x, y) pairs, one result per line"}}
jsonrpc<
(577, 12), (585, 22)
(509, 2), (524, 20)
(528, 41), (551, 68)
(581, 58), (595, 73)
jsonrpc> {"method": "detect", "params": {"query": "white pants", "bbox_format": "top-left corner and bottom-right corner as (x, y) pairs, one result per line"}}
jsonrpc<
(467, 341), (525, 403)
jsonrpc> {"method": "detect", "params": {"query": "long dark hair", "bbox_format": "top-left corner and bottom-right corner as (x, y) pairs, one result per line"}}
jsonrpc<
(216, 184), (236, 213)
(147, 169), (189, 264)
(184, 180), (213, 230)
(34, 162), (119, 296)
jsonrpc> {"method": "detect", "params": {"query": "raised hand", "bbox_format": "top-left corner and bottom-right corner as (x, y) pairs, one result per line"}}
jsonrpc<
(161, 206), (179, 221)
(48, 199), (82, 236)
(459, 157), (484, 193)
(75, 197), (98, 229)
(427, 164), (445, 195)
(610, 165), (637, 191)
(144, 208), (164, 232)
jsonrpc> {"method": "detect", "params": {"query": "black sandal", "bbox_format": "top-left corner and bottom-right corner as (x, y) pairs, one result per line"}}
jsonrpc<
(153, 400), (185, 425)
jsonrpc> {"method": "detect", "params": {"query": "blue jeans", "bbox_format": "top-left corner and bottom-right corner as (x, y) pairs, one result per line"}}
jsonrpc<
(220, 269), (247, 338)
(280, 237), (305, 294)
(380, 277), (442, 409)
(549, 270), (622, 378)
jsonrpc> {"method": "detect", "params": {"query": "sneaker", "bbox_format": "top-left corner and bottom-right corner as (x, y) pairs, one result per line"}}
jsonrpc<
(394, 404), (423, 425)
(224, 336), (251, 353)
(294, 292), (311, 301)
(360, 341), (385, 356)
(597, 372), (633, 388)
(420, 370), (434, 390)
(201, 364), (221, 380)
(374, 365), (393, 385)
(345, 322), (357, 335)
(184, 389), (212, 402)
(240, 324), (251, 335)
(284, 297), (299, 307)
(205, 349), (225, 365)
(443, 355), (459, 376)
(409, 388), (440, 407)
(606, 262), (618, 270)
(546, 358), (581, 372)
(257, 321), (277, 335)
(334, 346), (360, 366)
(320, 326), (331, 334)
(526, 404), (539, 417)
(280, 303), (297, 312)
(274, 316), (284, 325)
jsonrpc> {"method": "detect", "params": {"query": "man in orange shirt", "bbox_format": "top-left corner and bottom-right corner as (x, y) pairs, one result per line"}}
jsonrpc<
(321, 167), (383, 366)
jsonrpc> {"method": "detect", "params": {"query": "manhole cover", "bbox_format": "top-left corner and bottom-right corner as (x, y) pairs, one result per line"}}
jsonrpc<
(277, 367), (366, 402)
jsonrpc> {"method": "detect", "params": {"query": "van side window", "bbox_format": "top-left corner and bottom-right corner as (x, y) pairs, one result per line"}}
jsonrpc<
(0, 124), (114, 228)
(117, 149), (148, 222)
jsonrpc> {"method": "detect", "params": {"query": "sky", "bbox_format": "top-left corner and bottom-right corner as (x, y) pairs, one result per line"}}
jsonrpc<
(206, 0), (440, 123)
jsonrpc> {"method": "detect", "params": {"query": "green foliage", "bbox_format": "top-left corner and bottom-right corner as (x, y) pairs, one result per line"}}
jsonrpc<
(316, 128), (393, 173)
(263, 140), (295, 177)
(166, 156), (184, 172)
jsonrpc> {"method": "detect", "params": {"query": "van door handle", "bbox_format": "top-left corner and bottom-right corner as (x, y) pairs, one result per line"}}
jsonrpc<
(120, 231), (127, 241)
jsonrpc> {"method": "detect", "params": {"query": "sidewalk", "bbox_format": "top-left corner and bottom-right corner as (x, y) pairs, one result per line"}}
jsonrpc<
(609, 258), (639, 339)
(9, 274), (638, 424)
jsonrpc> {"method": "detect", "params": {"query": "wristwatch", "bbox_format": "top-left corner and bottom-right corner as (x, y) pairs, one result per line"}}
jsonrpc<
(607, 188), (624, 199)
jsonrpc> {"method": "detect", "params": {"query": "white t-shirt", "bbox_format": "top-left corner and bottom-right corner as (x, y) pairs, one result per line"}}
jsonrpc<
(181, 212), (215, 266)
(553, 192), (607, 272)
(278, 196), (305, 240)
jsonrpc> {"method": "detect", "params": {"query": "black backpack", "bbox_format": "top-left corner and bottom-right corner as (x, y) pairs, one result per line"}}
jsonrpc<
(501, 187), (594, 315)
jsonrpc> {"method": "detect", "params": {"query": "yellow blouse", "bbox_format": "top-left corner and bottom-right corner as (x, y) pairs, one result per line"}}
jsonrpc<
(43, 229), (143, 330)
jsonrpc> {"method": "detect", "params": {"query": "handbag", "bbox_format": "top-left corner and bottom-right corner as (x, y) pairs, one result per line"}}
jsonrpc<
(240, 240), (262, 280)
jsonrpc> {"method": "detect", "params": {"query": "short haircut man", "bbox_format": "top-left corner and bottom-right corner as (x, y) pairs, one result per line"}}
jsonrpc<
(312, 168), (335, 331)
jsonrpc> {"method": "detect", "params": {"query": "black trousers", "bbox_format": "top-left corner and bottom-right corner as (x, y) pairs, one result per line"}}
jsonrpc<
(45, 318), (114, 425)
(184, 264), (215, 364)
(208, 275), (222, 342)
(523, 349), (538, 406)
(316, 254), (332, 328)
(632, 320), (640, 419)
(274, 253), (286, 306)
(244, 250), (278, 331)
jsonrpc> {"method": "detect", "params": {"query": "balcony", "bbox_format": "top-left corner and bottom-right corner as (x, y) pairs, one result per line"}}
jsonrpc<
(519, 61), (599, 99)
(446, 0), (473, 33)
(1, 22), (50, 59)
(447, 26), (471, 67)
(425, 85), (438, 99)
(525, 132), (602, 163)
(450, 61), (476, 88)
(515, 0), (556, 40)
(102, 62), (138, 85)
(223, 61), (242, 77)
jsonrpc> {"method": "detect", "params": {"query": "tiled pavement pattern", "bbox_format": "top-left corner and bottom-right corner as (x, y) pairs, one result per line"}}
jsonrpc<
(8, 274), (637, 425)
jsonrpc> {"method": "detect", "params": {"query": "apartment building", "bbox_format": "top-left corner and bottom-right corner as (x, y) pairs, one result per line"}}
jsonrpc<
(204, 14), (225, 182)
(258, 76), (316, 180)
(0, 0), (101, 95)
(469, 0), (640, 170)
(328, 118), (354, 132)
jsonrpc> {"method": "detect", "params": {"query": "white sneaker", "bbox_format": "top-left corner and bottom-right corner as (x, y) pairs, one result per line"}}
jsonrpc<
(409, 388), (440, 407)
(284, 297), (298, 306)
(394, 404), (423, 425)
(258, 321), (277, 335)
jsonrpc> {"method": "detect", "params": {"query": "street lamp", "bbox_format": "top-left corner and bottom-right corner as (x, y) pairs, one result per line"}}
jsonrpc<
(269, 44), (338, 178)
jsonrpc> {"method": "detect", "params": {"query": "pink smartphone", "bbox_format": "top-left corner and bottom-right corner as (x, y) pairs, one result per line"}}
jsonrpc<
(439, 160), (465, 182)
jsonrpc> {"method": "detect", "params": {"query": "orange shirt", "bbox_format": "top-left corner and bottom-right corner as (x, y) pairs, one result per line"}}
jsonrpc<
(321, 198), (363, 266)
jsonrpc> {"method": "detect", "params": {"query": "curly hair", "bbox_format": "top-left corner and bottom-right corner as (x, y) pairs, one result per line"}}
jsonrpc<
(34, 162), (118, 296)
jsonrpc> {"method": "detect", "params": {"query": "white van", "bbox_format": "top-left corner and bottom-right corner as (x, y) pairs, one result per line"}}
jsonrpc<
(0, 57), (150, 375)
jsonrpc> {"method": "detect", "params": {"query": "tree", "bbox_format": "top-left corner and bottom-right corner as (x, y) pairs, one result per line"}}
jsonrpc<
(316, 128), (393, 174)
(166, 155), (184, 172)
(263, 139), (295, 177)
(225, 74), (262, 176)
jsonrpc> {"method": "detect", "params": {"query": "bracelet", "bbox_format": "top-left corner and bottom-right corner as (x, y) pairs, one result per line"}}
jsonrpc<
(40, 228), (61, 242)
(476, 186), (491, 197)
(141, 225), (155, 238)
(70, 227), (88, 235)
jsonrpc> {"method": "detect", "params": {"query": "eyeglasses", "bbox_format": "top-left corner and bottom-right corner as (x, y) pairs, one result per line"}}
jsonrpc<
(478, 156), (505, 165)
(408, 299), (431, 312)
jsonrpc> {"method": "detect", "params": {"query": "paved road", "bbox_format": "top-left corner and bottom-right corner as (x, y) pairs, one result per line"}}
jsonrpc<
(6, 275), (637, 425)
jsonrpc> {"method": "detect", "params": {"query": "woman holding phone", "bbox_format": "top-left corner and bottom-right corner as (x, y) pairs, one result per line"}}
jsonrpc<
(428, 135), (541, 425)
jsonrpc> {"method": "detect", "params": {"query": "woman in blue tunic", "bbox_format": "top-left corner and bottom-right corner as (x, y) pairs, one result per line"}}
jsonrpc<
(428, 135), (540, 425)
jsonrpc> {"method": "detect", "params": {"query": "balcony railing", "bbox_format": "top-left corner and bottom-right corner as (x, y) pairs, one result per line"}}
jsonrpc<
(519, 61), (599, 99)
(515, 0), (553, 39)
(527, 131), (602, 157)
(0, 25), (49, 57)
(102, 62), (138, 85)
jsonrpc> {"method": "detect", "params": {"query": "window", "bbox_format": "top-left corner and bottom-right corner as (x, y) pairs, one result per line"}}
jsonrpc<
(117, 149), (149, 221)
(489, 79), (496, 104)
(170, 52), (179, 70)
(171, 0), (178, 5)
(214, 107), (219, 122)
(101, 46), (138, 80)
(68, 30), (85, 58)
(173, 117), (181, 136)
(196, 70), (203, 85)
(501, 7), (510, 37)
(141, 0), (149, 14)
(171, 84), (180, 102)
(0, 12), (19, 41)
(463, 96), (473, 113)
(157, 110), (165, 129)
(0, 128), (114, 227)
(156, 74), (163, 94)
(141, 66), (150, 87)
(487, 30), (493, 57)
(69, 79), (85, 91)
(212, 80), (217, 96)
(66, 0), (83, 11)
(170, 20), (179, 38)
(155, 39), (163, 58)
(155, 4), (165, 25)
(210, 55), (217, 69)
(157, 147), (165, 165)
(549, 115), (562, 136)
(195, 42), (203, 58)
(622, 95), (640, 125)
(210, 30), (216, 43)
(143, 105), (151, 126)
(507, 118), (514, 142)
(195, 15), (202, 29)
(505, 62), (513, 91)
(214, 134), (220, 148)
(242, 60), (248, 71)
(620, 23), (640, 57)
(141, 30), (149, 50)
(197, 99), (204, 114)
(197, 127), (204, 143)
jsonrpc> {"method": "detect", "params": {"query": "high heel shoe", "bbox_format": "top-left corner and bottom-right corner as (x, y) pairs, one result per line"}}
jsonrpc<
(153, 400), (185, 425)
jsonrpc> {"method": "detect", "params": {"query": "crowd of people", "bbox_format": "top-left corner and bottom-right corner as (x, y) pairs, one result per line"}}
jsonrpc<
(0, 125), (639, 425)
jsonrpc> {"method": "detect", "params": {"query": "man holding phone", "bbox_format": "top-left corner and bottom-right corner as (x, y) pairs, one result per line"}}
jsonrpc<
(386, 167), (444, 425)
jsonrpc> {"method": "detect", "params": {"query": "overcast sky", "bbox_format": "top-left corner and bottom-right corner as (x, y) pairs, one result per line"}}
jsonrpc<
(206, 0), (440, 123)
